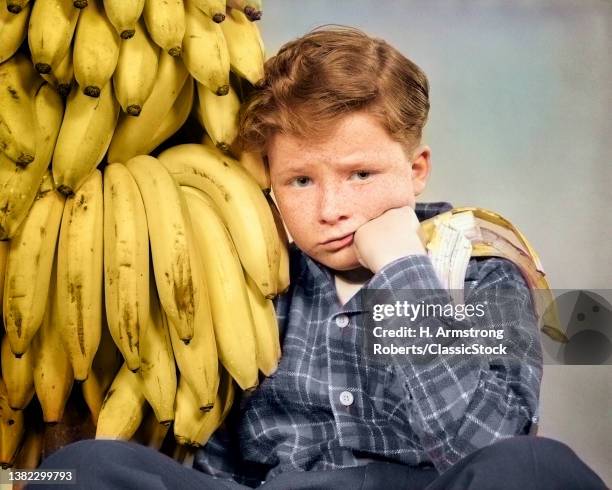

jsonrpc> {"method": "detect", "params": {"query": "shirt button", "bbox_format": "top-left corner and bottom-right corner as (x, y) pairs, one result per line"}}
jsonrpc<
(335, 314), (349, 328)
(339, 391), (354, 406)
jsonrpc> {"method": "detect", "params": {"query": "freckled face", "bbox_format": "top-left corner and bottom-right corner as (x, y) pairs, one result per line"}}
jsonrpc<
(268, 112), (429, 271)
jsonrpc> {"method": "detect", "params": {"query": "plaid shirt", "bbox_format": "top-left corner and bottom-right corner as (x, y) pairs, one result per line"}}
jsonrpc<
(193, 201), (543, 487)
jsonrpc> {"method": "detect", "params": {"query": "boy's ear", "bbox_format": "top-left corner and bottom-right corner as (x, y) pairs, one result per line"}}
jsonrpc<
(410, 144), (431, 196)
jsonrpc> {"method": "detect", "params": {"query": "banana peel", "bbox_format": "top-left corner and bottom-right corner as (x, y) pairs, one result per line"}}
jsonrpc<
(420, 207), (567, 343)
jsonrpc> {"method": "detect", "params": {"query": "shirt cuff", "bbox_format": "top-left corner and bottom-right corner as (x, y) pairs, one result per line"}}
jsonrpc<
(366, 254), (446, 291)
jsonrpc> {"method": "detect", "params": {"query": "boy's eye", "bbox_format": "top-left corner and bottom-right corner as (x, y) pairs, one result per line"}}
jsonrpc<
(350, 171), (372, 180)
(290, 176), (311, 187)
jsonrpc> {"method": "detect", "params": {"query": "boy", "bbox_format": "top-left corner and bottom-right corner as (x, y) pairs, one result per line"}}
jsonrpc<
(36, 26), (605, 490)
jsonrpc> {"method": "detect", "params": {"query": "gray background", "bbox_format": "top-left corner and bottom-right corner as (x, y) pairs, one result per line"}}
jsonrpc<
(260, 0), (612, 484)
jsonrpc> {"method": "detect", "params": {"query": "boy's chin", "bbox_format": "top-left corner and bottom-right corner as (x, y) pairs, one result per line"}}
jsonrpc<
(317, 248), (362, 272)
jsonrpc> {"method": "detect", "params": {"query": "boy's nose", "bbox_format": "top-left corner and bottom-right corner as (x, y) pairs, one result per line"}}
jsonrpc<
(318, 185), (350, 225)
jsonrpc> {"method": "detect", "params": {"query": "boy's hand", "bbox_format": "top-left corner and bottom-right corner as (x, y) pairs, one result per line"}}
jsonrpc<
(353, 206), (426, 273)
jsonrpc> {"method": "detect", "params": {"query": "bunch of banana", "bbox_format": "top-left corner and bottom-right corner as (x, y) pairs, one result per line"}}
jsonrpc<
(0, 0), (297, 466)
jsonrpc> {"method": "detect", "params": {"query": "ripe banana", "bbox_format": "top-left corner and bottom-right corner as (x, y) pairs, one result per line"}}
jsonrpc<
(158, 144), (280, 298)
(143, 0), (185, 57)
(0, 2), (30, 63)
(227, 0), (262, 21)
(0, 377), (25, 466)
(0, 53), (42, 165)
(73, 0), (120, 97)
(81, 308), (122, 424)
(103, 163), (149, 371)
(95, 363), (146, 440)
(182, 186), (258, 390)
(267, 194), (290, 294)
(1, 335), (35, 409)
(0, 377), (24, 466)
(41, 48), (74, 98)
(148, 77), (194, 152)
(56, 169), (104, 381)
(0, 83), (64, 240)
(125, 155), (196, 342)
(133, 409), (169, 449)
(12, 425), (43, 472)
(244, 274), (281, 376)
(107, 52), (188, 163)
(0, 241), (8, 317)
(192, 0), (225, 23)
(52, 81), (119, 196)
(184, 2), (229, 95)
(73, 0), (88, 7)
(6, 0), (30, 14)
(113, 18), (160, 116)
(220, 7), (264, 85)
(32, 258), (74, 424)
(2, 184), (65, 356)
(165, 221), (219, 408)
(28, 0), (79, 75)
(103, 0), (144, 39)
(237, 148), (270, 191)
(174, 367), (234, 447)
(139, 279), (176, 425)
(196, 83), (239, 151)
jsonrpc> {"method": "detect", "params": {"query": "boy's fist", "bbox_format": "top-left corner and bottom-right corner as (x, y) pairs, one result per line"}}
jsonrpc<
(353, 206), (426, 273)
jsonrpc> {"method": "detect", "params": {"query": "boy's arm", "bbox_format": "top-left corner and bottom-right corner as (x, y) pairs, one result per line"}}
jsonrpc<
(365, 253), (543, 473)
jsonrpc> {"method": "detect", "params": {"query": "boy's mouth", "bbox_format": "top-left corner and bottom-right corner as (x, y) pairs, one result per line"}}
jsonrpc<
(321, 233), (354, 251)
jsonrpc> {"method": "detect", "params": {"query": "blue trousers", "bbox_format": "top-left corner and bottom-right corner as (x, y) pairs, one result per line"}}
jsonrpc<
(31, 435), (606, 490)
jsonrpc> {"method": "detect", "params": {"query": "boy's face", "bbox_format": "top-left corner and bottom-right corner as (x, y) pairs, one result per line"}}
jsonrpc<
(268, 111), (431, 272)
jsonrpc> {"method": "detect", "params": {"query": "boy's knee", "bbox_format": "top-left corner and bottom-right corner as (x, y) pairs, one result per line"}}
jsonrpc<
(39, 438), (137, 470)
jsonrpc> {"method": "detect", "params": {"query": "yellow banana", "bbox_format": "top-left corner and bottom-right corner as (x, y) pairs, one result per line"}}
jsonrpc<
(0, 378), (24, 467)
(166, 234), (219, 408)
(125, 155), (196, 342)
(182, 186), (258, 390)
(95, 363), (147, 440)
(1, 335), (34, 409)
(0, 53), (42, 165)
(113, 18), (160, 116)
(184, 1), (229, 95)
(56, 169), (104, 381)
(196, 83), (239, 151)
(244, 274), (280, 376)
(52, 81), (119, 196)
(148, 77), (194, 152)
(32, 255), (74, 424)
(103, 0), (144, 39)
(0, 83), (63, 240)
(2, 184), (64, 356)
(12, 424), (43, 471)
(73, 0), (120, 97)
(158, 144), (279, 298)
(143, 0), (185, 57)
(227, 0), (261, 21)
(107, 52), (188, 162)
(267, 194), (289, 294)
(0, 2), (30, 63)
(174, 367), (234, 447)
(41, 48), (75, 98)
(220, 7), (264, 85)
(28, 0), (79, 75)
(103, 163), (149, 371)
(81, 307), (122, 424)
(139, 278), (177, 425)
(238, 149), (270, 191)
(192, 0), (225, 23)
(6, 0), (30, 14)
(0, 241), (7, 317)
